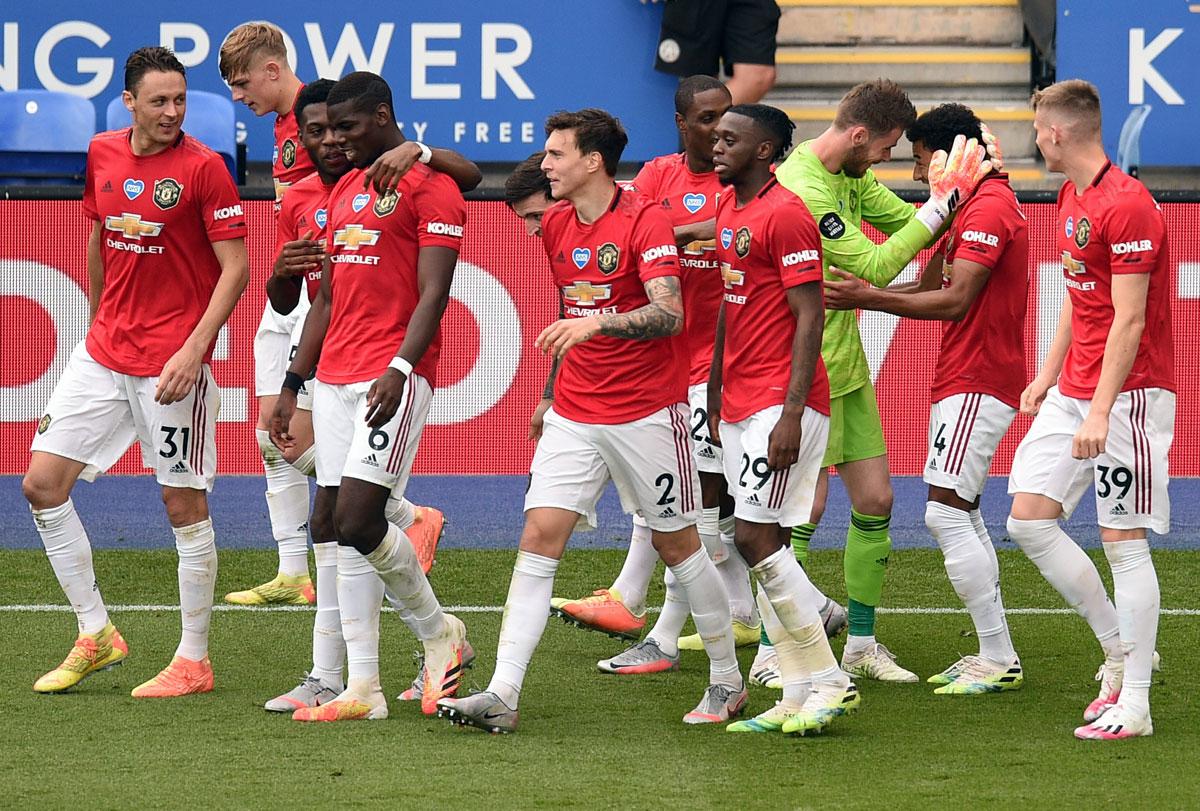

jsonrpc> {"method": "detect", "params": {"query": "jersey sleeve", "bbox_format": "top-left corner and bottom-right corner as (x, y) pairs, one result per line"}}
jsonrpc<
(950, 194), (1007, 271)
(415, 174), (467, 251)
(81, 140), (99, 222)
(632, 204), (682, 283)
(629, 160), (659, 197)
(196, 153), (247, 242)
(771, 204), (824, 289)
(859, 176), (917, 235)
(1104, 193), (1166, 275)
(779, 171), (930, 287)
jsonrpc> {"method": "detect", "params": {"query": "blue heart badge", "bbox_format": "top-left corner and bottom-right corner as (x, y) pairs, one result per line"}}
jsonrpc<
(720, 227), (733, 250)
(124, 179), (144, 200)
(682, 193), (706, 214)
(1064, 216), (1074, 238)
(352, 193), (370, 212)
(315, 208), (327, 229)
(572, 247), (591, 269)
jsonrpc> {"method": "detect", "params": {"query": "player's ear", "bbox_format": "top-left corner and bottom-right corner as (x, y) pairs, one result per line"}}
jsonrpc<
(264, 60), (281, 81)
(757, 139), (775, 162)
(374, 102), (391, 128)
(675, 111), (686, 135)
(849, 125), (869, 147)
(122, 90), (135, 113)
(586, 150), (602, 175)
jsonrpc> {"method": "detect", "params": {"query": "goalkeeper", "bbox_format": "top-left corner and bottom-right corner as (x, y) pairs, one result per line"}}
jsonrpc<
(772, 79), (991, 681)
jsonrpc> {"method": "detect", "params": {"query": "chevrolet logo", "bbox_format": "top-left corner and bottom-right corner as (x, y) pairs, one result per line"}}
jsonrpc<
(333, 224), (381, 250)
(720, 262), (745, 288)
(1062, 250), (1086, 276)
(562, 281), (612, 305)
(104, 213), (163, 239)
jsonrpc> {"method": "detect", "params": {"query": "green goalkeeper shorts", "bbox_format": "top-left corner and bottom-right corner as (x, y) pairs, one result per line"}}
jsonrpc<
(822, 380), (887, 467)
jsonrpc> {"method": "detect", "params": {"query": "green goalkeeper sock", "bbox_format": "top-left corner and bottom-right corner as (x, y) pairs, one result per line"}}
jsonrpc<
(760, 623), (771, 647)
(843, 509), (892, 637)
(790, 522), (817, 567)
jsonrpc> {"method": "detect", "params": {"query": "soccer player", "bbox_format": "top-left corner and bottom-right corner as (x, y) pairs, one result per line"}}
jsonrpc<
(25, 46), (248, 697)
(823, 103), (1027, 695)
(709, 104), (857, 735)
(270, 71), (469, 721)
(437, 109), (743, 733)
(1007, 80), (1173, 740)
(773, 79), (987, 681)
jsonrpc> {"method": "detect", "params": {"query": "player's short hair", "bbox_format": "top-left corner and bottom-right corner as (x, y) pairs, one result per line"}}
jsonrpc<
(727, 103), (796, 163)
(906, 103), (983, 154)
(674, 75), (729, 117)
(124, 47), (186, 94)
(1031, 79), (1102, 134)
(834, 79), (917, 136)
(326, 71), (395, 122)
(219, 21), (288, 82)
(505, 152), (552, 208)
(544, 108), (628, 176)
(294, 79), (336, 127)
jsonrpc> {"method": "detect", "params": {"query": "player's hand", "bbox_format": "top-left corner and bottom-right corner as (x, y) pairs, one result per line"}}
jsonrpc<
(364, 142), (421, 194)
(1019, 375), (1053, 416)
(823, 268), (870, 310)
(766, 407), (804, 471)
(270, 388), (298, 451)
(1073, 410), (1109, 460)
(979, 122), (1004, 173)
(155, 343), (203, 405)
(528, 397), (553, 441)
(917, 134), (990, 234)
(275, 229), (322, 278)
(365, 368), (406, 428)
(536, 317), (600, 359)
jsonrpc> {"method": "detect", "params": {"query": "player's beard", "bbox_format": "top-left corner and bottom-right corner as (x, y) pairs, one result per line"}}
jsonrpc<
(842, 144), (873, 179)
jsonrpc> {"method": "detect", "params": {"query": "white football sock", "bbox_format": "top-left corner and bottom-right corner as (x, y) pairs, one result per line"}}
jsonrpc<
(928, 502), (1015, 663)
(757, 589), (810, 707)
(752, 545), (841, 685)
(291, 444), (317, 478)
(610, 515), (657, 614)
(173, 518), (216, 661)
(310, 541), (344, 689)
(646, 568), (688, 657)
(385, 496), (415, 530)
(1007, 517), (1122, 659)
(33, 499), (109, 635)
(711, 511), (757, 626)
(669, 547), (740, 688)
(337, 545), (384, 686)
(490, 551), (559, 708)
(1104, 539), (1159, 717)
(364, 523), (445, 640)
(969, 509), (1000, 574)
(257, 429), (310, 578)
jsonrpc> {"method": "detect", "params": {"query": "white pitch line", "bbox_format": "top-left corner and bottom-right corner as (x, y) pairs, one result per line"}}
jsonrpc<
(1, 604), (1199, 616)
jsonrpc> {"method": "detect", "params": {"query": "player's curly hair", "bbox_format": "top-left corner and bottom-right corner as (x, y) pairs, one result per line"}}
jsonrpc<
(294, 79), (336, 127)
(505, 152), (552, 208)
(327, 72), (395, 122)
(727, 103), (796, 163)
(835, 79), (917, 136)
(905, 103), (984, 154)
(124, 46), (186, 94)
(674, 75), (729, 117)
(544, 109), (628, 176)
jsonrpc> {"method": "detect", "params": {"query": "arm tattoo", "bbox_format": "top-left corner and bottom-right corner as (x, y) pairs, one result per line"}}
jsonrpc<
(597, 276), (684, 341)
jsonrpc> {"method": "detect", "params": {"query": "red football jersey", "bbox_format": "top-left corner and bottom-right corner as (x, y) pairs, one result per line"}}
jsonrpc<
(273, 85), (317, 201)
(81, 129), (246, 377)
(317, 163), (466, 386)
(1056, 162), (1174, 398)
(541, 185), (688, 424)
(931, 173), (1029, 408)
(715, 178), (830, 423)
(632, 154), (725, 385)
(275, 171), (334, 301)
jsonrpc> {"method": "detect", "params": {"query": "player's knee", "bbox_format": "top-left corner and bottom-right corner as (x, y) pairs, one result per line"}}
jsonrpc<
(332, 502), (384, 552)
(808, 499), (826, 525)
(856, 487), (893, 518)
(309, 506), (335, 542)
(22, 472), (67, 511)
(161, 488), (207, 527)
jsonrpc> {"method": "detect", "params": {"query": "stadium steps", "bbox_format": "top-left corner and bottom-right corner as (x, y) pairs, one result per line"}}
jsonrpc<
(777, 0), (1025, 47)
(773, 46), (1030, 91)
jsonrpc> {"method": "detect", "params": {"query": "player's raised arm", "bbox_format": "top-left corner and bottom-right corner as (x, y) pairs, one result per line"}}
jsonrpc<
(824, 258), (988, 321)
(364, 142), (483, 193)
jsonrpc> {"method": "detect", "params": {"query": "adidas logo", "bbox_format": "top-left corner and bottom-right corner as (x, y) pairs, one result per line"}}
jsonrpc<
(168, 460), (189, 474)
(698, 445), (716, 458)
(661, 197), (671, 208)
(745, 493), (761, 506)
(101, 180), (113, 193)
(1109, 503), (1129, 517)
(555, 251), (565, 262)
(361, 453), (380, 467)
(927, 459), (937, 471)
(659, 507), (677, 518)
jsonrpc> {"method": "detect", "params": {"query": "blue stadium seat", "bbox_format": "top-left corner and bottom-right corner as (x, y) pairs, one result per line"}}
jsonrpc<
(1117, 104), (1152, 178)
(105, 89), (237, 179)
(0, 90), (94, 185)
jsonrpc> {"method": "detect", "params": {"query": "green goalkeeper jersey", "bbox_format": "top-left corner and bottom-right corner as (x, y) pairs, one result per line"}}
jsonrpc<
(775, 141), (934, 397)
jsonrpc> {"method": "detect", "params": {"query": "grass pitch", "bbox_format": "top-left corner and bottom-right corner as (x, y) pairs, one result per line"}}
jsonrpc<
(3, 547), (1198, 810)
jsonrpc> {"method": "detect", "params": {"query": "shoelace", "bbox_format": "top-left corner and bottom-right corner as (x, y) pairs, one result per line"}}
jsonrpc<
(62, 638), (101, 672)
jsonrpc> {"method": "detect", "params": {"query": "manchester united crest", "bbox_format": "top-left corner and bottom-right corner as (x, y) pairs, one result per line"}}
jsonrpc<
(282, 138), (297, 169)
(597, 242), (620, 275)
(373, 189), (399, 217)
(37, 414), (52, 435)
(153, 178), (182, 210)
(735, 226), (752, 259)
(1074, 216), (1091, 249)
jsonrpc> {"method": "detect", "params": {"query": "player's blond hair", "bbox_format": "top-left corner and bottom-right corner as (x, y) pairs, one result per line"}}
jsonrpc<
(219, 21), (288, 82)
(1031, 79), (1102, 136)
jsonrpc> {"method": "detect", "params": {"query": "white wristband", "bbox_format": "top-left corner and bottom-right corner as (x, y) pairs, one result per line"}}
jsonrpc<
(388, 356), (414, 377)
(414, 142), (432, 165)
(915, 198), (950, 236)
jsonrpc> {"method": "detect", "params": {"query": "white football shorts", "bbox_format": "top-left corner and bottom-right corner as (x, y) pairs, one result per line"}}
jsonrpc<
(253, 295), (310, 398)
(687, 382), (724, 474)
(924, 392), (1017, 502)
